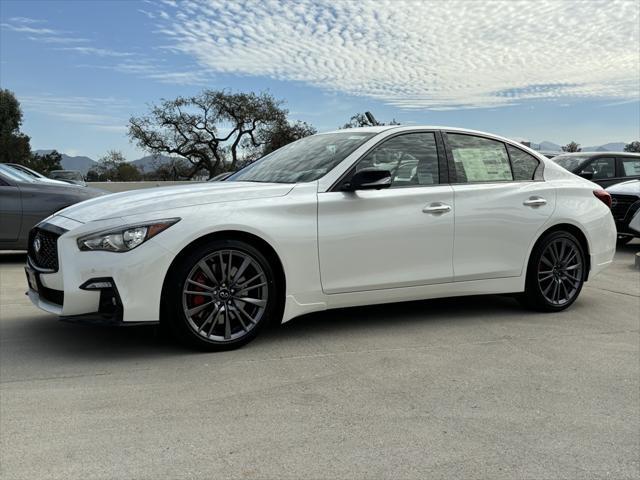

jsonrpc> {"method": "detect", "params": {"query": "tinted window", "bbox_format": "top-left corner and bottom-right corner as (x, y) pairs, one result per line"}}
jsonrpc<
(229, 132), (375, 183)
(587, 157), (616, 179)
(355, 133), (439, 187)
(552, 155), (589, 172)
(620, 157), (640, 176)
(51, 171), (84, 181)
(0, 164), (36, 183)
(507, 145), (540, 180)
(448, 134), (512, 183)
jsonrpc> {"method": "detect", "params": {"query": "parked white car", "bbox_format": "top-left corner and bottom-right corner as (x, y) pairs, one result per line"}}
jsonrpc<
(25, 126), (616, 350)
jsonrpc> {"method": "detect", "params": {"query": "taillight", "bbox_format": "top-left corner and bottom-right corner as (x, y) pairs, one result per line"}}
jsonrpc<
(593, 189), (612, 208)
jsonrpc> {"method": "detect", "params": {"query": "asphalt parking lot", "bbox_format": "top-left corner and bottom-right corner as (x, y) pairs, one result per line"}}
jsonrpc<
(1, 243), (639, 480)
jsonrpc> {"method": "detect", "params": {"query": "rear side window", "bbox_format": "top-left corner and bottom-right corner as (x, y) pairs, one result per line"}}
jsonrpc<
(507, 145), (539, 180)
(620, 157), (640, 176)
(448, 133), (512, 183)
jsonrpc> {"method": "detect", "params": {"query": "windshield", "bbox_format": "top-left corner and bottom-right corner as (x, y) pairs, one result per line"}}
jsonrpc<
(9, 164), (41, 177)
(552, 155), (589, 172)
(228, 132), (376, 183)
(51, 171), (83, 181)
(0, 164), (37, 183)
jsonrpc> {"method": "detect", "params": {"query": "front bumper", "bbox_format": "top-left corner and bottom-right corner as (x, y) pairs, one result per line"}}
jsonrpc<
(26, 216), (174, 323)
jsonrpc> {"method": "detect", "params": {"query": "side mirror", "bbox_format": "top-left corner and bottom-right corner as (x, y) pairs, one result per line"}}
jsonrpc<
(343, 168), (392, 191)
(579, 170), (594, 180)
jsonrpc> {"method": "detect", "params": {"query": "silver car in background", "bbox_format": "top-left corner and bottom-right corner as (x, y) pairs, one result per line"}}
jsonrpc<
(0, 164), (104, 250)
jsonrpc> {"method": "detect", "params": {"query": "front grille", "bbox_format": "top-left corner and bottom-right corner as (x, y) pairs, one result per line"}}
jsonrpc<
(28, 228), (61, 271)
(610, 194), (640, 222)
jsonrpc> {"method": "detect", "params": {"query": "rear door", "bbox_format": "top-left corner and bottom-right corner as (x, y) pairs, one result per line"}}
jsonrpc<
(444, 132), (556, 281)
(0, 176), (22, 242)
(618, 156), (640, 183)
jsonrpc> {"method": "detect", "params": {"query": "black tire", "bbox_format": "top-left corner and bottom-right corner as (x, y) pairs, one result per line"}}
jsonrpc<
(616, 235), (632, 247)
(162, 239), (281, 351)
(520, 230), (586, 312)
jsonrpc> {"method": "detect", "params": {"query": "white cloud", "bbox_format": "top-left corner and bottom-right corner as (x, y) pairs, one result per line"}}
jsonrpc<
(20, 94), (130, 132)
(79, 59), (212, 85)
(1, 22), (60, 35)
(58, 46), (135, 57)
(154, 0), (640, 110)
(27, 36), (89, 44)
(2, 18), (89, 44)
(9, 17), (45, 24)
(137, 9), (156, 19)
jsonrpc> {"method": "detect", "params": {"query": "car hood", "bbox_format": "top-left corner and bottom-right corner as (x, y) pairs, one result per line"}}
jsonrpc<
(606, 179), (640, 196)
(56, 181), (295, 223)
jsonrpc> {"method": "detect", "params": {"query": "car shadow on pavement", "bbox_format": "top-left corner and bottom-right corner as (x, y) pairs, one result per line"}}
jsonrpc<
(4, 294), (525, 362)
(266, 294), (524, 342)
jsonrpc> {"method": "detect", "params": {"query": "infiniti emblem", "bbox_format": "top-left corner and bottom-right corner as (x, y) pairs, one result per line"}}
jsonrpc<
(33, 237), (41, 253)
(611, 198), (617, 208)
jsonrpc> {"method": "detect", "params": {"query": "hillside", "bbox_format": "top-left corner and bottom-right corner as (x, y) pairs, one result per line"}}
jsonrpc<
(34, 150), (96, 174)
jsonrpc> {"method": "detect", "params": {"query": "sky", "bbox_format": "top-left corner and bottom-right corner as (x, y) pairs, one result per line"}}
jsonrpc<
(1, 0), (639, 160)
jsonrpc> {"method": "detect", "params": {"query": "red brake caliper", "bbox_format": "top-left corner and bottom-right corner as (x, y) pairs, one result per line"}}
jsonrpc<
(192, 272), (207, 306)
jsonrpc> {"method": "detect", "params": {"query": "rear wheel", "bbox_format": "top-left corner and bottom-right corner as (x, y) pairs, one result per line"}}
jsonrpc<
(521, 231), (586, 312)
(163, 239), (280, 350)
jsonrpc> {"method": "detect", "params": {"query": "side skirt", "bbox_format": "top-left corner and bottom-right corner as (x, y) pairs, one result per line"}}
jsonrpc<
(282, 276), (525, 323)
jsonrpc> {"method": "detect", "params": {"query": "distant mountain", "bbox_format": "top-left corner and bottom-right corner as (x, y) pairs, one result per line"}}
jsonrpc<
(538, 141), (562, 152)
(33, 151), (184, 174)
(35, 150), (96, 174)
(581, 142), (627, 152)
(130, 154), (180, 172)
(535, 141), (628, 153)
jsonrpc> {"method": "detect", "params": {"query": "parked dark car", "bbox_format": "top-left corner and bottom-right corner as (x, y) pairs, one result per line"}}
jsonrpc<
(0, 164), (104, 250)
(606, 179), (640, 245)
(551, 152), (640, 187)
(5, 163), (70, 185)
(49, 169), (87, 186)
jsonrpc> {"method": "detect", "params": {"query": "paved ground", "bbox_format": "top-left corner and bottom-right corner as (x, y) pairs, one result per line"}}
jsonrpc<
(1, 243), (639, 480)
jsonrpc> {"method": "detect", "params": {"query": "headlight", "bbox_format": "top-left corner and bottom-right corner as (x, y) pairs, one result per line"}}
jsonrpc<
(77, 218), (180, 252)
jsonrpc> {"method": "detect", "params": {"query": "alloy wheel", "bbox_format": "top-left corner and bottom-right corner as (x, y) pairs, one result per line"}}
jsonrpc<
(537, 238), (583, 306)
(181, 249), (268, 342)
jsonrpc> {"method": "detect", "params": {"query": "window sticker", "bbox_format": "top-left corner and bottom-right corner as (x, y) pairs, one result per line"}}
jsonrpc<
(453, 147), (511, 181)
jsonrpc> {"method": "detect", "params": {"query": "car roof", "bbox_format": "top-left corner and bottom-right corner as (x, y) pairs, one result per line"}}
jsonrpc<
(320, 125), (550, 158)
(554, 151), (640, 157)
(320, 125), (536, 144)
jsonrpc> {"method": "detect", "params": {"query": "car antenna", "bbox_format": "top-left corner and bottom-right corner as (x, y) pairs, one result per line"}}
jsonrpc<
(364, 111), (379, 126)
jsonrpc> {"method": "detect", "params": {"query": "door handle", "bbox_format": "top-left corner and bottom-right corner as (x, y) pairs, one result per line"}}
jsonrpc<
(422, 202), (452, 214)
(523, 196), (547, 207)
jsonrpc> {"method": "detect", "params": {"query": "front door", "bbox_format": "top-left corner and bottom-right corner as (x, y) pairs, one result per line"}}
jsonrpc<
(318, 131), (454, 294)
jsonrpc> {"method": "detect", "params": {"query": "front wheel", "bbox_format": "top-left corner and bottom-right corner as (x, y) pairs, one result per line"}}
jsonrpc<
(520, 231), (586, 312)
(163, 239), (281, 351)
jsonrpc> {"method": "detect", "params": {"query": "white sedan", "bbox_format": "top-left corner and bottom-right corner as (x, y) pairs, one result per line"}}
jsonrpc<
(25, 126), (616, 350)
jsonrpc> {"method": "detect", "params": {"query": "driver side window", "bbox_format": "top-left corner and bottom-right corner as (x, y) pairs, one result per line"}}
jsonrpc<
(355, 132), (439, 188)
